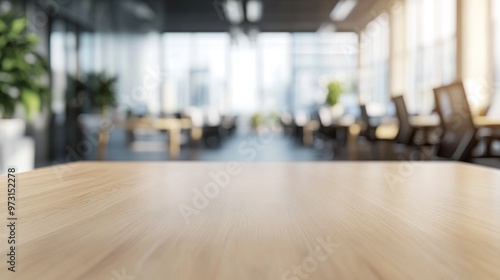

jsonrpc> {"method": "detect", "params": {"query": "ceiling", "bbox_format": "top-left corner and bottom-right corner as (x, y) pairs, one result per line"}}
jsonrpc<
(161, 0), (339, 32)
(148, 0), (384, 32)
(38, 0), (387, 33)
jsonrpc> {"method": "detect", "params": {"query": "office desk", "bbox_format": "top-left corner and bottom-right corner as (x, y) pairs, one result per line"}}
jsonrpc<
(1, 162), (500, 279)
(409, 114), (440, 128)
(99, 118), (202, 160)
(408, 115), (500, 129)
(474, 116), (500, 128)
(303, 117), (355, 146)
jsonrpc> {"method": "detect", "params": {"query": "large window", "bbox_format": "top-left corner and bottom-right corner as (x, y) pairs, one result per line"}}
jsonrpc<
(359, 14), (390, 106)
(493, 0), (500, 96)
(161, 32), (358, 114)
(163, 33), (230, 113)
(406, 0), (457, 113)
(292, 32), (359, 111)
(258, 33), (292, 112)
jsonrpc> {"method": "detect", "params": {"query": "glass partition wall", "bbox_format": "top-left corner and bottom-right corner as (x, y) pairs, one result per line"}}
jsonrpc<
(493, 0), (500, 98)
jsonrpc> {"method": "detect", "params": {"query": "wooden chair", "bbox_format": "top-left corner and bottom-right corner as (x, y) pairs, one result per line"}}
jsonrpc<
(433, 82), (479, 161)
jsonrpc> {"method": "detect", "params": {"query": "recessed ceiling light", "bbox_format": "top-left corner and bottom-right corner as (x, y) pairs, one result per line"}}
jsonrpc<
(246, 0), (263, 23)
(224, 0), (245, 25)
(330, 0), (358, 21)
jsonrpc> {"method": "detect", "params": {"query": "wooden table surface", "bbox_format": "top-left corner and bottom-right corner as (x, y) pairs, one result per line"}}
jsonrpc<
(1, 162), (500, 280)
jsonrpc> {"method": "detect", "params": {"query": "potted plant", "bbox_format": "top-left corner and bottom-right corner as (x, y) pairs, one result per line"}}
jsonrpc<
(0, 7), (49, 171)
(87, 72), (117, 117)
(76, 72), (117, 147)
(325, 81), (344, 120)
(0, 8), (50, 119)
(250, 112), (264, 132)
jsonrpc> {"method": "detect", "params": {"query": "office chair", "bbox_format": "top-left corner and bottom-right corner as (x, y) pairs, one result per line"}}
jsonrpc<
(433, 82), (478, 161)
(392, 95), (416, 145)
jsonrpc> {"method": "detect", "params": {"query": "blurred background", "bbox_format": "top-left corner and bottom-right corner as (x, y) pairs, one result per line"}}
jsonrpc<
(1, 0), (500, 173)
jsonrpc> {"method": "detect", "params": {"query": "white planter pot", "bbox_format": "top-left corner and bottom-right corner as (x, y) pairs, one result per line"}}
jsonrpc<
(0, 119), (34, 174)
(0, 118), (25, 142)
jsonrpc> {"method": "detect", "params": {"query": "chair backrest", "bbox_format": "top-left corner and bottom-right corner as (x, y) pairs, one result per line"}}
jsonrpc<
(359, 104), (369, 125)
(392, 95), (415, 145)
(433, 82), (477, 161)
(358, 104), (372, 138)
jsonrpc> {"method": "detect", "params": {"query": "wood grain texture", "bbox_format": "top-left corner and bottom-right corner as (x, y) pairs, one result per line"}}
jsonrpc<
(1, 162), (500, 279)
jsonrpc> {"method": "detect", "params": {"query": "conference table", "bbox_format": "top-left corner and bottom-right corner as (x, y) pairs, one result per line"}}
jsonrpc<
(1, 162), (500, 279)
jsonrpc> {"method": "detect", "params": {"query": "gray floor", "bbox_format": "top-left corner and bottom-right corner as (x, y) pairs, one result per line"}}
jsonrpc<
(77, 129), (500, 169)
(104, 130), (329, 162)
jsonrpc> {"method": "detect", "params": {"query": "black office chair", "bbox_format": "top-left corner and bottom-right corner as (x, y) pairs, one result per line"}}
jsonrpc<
(359, 104), (395, 159)
(392, 96), (416, 145)
(317, 107), (337, 140)
(475, 96), (500, 157)
(359, 104), (378, 141)
(433, 82), (479, 161)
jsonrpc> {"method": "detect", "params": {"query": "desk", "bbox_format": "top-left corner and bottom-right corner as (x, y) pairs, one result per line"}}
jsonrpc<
(409, 114), (440, 128)
(474, 116), (500, 128)
(99, 118), (202, 160)
(304, 117), (355, 146)
(408, 115), (500, 129)
(2, 162), (500, 279)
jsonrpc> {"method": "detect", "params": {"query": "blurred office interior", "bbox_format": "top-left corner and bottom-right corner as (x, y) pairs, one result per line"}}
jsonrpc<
(1, 0), (500, 173)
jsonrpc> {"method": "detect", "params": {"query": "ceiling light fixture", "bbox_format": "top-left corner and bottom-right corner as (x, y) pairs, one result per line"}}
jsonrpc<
(330, 0), (357, 21)
(246, 0), (263, 23)
(224, 0), (245, 25)
(123, 0), (156, 21)
(317, 23), (337, 33)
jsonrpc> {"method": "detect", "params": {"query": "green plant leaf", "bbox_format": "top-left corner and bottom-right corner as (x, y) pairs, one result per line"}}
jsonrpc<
(326, 81), (344, 107)
(0, 91), (16, 119)
(20, 89), (41, 118)
(0, 8), (50, 119)
(0, 19), (7, 32)
(10, 17), (26, 36)
(26, 34), (38, 44)
(2, 58), (15, 70)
